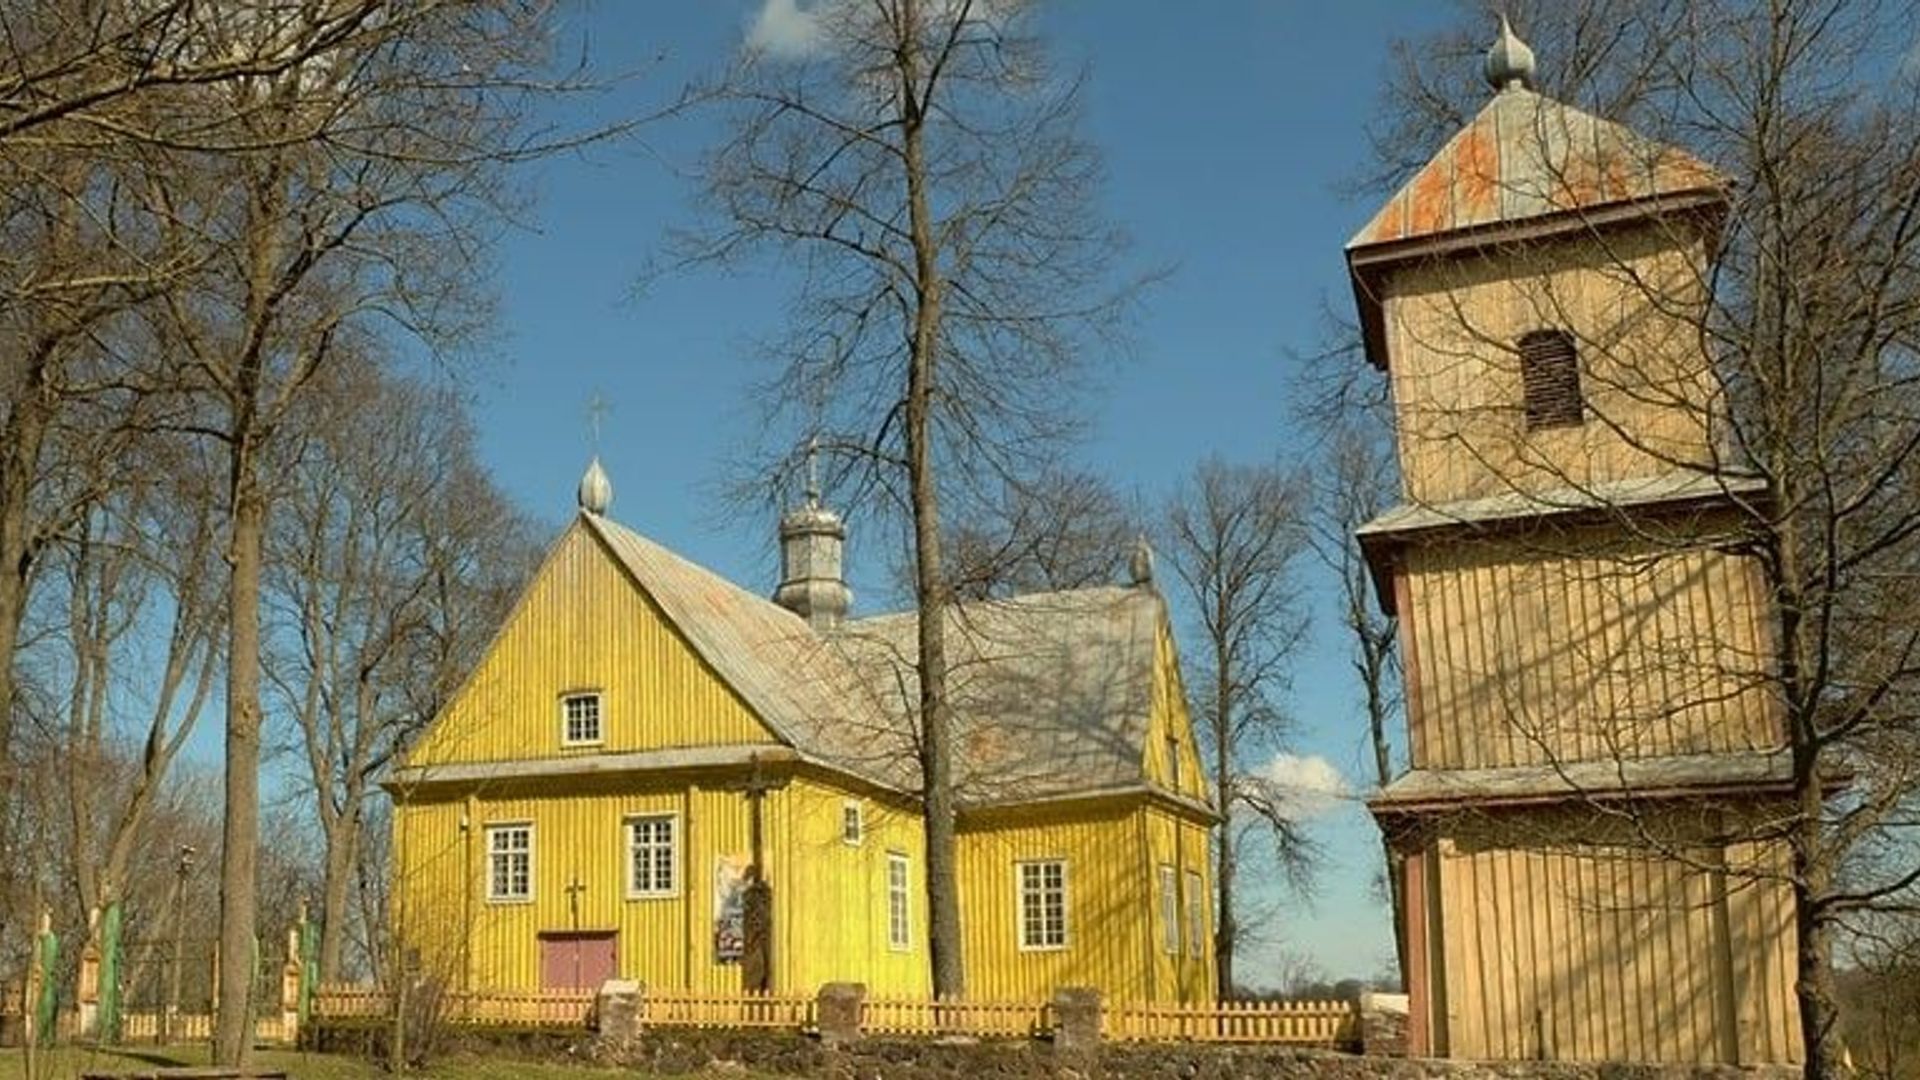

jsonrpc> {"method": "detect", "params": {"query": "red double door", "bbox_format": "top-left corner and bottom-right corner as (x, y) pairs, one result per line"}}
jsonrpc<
(538, 931), (618, 990)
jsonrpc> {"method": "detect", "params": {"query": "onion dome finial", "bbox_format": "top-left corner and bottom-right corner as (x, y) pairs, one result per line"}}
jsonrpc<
(578, 456), (612, 515)
(1484, 15), (1537, 92)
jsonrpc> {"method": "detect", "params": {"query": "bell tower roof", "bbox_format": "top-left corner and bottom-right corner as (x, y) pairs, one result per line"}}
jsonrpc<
(1344, 20), (1727, 370)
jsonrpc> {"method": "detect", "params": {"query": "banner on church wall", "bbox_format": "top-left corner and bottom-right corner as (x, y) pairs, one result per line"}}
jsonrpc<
(714, 854), (748, 964)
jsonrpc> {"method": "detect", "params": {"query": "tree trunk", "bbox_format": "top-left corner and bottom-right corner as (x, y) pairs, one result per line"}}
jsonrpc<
(214, 460), (265, 1066)
(318, 809), (361, 984)
(1365, 649), (1409, 990)
(1213, 830), (1235, 998)
(0, 361), (53, 891)
(1793, 836), (1842, 1079)
(1211, 601), (1235, 998)
(899, 1), (963, 998)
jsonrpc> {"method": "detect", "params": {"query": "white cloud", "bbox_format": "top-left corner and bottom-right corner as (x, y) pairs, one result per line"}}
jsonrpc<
(745, 0), (829, 60)
(1248, 752), (1351, 821)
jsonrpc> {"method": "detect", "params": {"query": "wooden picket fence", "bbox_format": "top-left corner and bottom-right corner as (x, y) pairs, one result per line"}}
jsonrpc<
(117, 1010), (292, 1043)
(309, 984), (1355, 1046)
(646, 988), (813, 1030)
(1104, 998), (1355, 1045)
(862, 996), (1043, 1038)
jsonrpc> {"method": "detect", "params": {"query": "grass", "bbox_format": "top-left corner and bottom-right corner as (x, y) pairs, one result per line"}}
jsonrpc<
(0, 1045), (756, 1079)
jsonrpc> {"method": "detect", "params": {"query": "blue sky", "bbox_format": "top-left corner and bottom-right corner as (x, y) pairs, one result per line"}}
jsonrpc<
(432, 1), (1462, 984)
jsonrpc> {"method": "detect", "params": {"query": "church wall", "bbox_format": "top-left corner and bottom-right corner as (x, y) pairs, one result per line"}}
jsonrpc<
(1420, 818), (1799, 1065)
(1398, 523), (1779, 770)
(1381, 224), (1719, 507)
(1145, 620), (1209, 805)
(954, 801), (1212, 1004)
(389, 771), (930, 997)
(1141, 804), (1216, 1001)
(407, 525), (779, 767)
(773, 775), (930, 997)
(391, 778), (752, 993)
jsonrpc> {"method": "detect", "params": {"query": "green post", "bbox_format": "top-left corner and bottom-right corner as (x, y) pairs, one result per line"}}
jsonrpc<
(97, 901), (123, 1043)
(33, 924), (58, 1047)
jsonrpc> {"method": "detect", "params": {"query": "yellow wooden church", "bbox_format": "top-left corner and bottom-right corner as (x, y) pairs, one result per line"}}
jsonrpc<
(384, 460), (1217, 1003)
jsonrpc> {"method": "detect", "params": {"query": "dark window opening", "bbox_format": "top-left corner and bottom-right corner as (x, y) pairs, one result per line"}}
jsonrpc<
(1518, 329), (1584, 430)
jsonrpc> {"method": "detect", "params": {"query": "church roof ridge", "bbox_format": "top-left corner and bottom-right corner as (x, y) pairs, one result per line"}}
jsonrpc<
(578, 513), (1175, 808)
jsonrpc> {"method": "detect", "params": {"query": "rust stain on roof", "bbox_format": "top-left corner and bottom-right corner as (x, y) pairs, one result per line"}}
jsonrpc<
(1348, 87), (1725, 251)
(1454, 116), (1500, 222)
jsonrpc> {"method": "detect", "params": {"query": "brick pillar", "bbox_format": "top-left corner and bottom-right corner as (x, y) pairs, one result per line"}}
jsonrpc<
(815, 982), (865, 1048)
(280, 921), (303, 1045)
(1050, 987), (1101, 1052)
(77, 907), (101, 1038)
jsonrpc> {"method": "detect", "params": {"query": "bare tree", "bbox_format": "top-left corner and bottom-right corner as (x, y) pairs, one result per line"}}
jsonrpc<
(1304, 421), (1405, 988)
(1357, 4), (1920, 1072)
(51, 430), (224, 960)
(132, 2), (574, 1058)
(889, 467), (1141, 602)
(684, 0), (1138, 997)
(266, 362), (534, 983)
(1160, 455), (1314, 998)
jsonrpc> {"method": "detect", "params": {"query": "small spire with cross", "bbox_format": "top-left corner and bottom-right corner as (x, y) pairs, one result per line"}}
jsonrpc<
(804, 435), (821, 508)
(586, 392), (610, 452)
(577, 394), (614, 515)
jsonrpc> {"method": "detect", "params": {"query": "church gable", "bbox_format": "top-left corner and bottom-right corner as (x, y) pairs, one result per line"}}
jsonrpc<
(1143, 615), (1209, 807)
(405, 520), (782, 768)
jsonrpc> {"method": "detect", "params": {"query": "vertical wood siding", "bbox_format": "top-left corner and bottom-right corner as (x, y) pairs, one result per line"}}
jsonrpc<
(1401, 526), (1778, 770)
(1382, 225), (1718, 506)
(1145, 622), (1209, 803)
(392, 773), (929, 997)
(1429, 830), (1798, 1064)
(408, 524), (777, 766)
(774, 778), (929, 996)
(955, 802), (1212, 1003)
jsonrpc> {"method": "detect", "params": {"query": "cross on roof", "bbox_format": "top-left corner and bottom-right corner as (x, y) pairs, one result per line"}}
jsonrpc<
(586, 393), (610, 452)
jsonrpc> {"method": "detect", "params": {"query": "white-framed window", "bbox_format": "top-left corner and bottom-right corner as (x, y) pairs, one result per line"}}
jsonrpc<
(1185, 870), (1206, 958)
(561, 691), (603, 746)
(486, 823), (532, 903)
(886, 852), (911, 951)
(842, 801), (864, 846)
(1158, 864), (1179, 955)
(1017, 859), (1068, 951)
(626, 813), (677, 898)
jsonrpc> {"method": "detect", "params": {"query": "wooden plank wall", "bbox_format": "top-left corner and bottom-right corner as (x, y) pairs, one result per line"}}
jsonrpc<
(407, 525), (777, 767)
(1428, 832), (1799, 1064)
(1401, 527), (1777, 769)
(1382, 224), (1719, 507)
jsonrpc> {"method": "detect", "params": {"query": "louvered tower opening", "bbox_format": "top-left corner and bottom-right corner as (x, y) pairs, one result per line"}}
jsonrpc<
(1518, 329), (1584, 430)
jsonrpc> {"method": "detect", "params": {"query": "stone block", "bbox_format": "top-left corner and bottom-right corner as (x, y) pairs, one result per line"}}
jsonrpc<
(1359, 991), (1409, 1057)
(816, 981), (866, 1047)
(592, 979), (645, 1059)
(1051, 986), (1102, 1053)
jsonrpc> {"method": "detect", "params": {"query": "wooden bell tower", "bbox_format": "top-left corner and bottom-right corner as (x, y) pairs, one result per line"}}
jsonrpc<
(1350, 20), (1802, 1066)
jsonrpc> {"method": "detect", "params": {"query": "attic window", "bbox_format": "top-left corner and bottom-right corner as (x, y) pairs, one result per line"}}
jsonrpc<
(1518, 329), (1584, 430)
(561, 692), (602, 746)
(842, 802), (864, 846)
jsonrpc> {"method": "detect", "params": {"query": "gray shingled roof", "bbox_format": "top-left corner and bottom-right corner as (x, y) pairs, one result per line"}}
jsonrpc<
(583, 514), (1167, 807)
(1368, 749), (1793, 813)
(1348, 86), (1724, 251)
(585, 514), (919, 791)
(831, 587), (1164, 805)
(1357, 471), (1769, 540)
